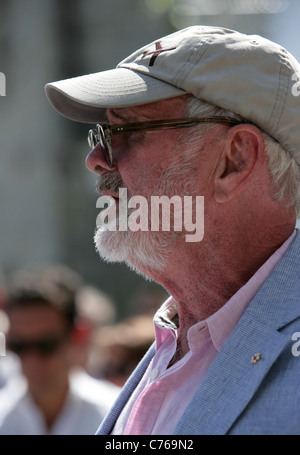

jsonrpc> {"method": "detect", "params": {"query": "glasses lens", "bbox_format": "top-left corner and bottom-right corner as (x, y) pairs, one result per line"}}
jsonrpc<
(8, 336), (66, 357)
(88, 129), (98, 149)
(36, 338), (64, 355)
(7, 340), (25, 355)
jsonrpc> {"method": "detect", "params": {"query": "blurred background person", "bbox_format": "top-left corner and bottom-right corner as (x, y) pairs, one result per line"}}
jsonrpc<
(90, 315), (155, 387)
(0, 264), (120, 435)
(87, 283), (167, 386)
(74, 282), (117, 372)
(0, 268), (20, 389)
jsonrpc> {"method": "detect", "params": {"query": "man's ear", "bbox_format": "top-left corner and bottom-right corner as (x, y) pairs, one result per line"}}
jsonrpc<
(214, 125), (264, 203)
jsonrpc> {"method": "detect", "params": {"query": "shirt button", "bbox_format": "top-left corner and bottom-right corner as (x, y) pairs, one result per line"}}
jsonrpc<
(150, 367), (159, 381)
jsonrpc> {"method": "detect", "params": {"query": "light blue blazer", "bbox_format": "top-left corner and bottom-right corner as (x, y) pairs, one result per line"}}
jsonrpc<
(97, 229), (300, 435)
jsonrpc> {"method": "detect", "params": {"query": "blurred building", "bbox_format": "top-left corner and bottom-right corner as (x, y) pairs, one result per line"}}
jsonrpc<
(0, 0), (299, 319)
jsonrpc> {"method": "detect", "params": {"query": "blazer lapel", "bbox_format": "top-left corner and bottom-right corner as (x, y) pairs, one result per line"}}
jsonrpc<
(175, 230), (300, 435)
(96, 345), (156, 435)
(174, 315), (290, 435)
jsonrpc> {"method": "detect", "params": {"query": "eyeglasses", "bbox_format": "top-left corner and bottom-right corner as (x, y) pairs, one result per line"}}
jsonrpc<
(7, 334), (68, 357)
(88, 116), (242, 168)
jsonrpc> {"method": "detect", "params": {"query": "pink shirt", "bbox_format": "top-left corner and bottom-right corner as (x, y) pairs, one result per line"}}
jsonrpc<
(112, 231), (296, 435)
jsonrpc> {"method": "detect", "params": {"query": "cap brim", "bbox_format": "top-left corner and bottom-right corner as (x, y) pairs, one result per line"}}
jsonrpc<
(45, 67), (185, 123)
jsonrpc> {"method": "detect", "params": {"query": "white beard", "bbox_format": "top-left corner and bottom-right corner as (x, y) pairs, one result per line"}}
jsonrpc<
(94, 206), (178, 276)
(94, 158), (196, 276)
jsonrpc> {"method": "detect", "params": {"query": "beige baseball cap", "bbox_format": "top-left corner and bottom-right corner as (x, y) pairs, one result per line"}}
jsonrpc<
(45, 25), (300, 164)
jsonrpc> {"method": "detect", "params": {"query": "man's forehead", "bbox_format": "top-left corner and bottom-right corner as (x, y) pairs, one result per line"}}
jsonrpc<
(107, 95), (188, 122)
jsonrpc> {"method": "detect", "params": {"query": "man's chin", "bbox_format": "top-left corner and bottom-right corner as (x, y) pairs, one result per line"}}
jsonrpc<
(94, 227), (169, 278)
(94, 228), (129, 264)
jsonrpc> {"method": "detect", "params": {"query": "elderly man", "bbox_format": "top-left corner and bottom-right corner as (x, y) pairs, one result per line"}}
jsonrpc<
(45, 26), (300, 435)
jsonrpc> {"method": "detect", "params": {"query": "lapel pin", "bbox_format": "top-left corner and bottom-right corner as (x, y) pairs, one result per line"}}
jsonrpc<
(251, 353), (262, 364)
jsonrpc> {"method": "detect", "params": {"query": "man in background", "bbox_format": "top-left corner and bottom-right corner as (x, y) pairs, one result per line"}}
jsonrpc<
(0, 264), (120, 435)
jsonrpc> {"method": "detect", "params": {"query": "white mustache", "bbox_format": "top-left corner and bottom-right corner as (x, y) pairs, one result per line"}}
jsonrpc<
(96, 173), (125, 194)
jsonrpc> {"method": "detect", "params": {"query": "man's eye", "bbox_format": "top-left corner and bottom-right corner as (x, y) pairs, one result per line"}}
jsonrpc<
(124, 131), (146, 145)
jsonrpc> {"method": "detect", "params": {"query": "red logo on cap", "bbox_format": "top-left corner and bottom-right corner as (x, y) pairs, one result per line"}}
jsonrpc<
(142, 41), (176, 67)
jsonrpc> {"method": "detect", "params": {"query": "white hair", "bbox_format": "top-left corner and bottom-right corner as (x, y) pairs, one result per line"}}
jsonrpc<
(186, 95), (300, 218)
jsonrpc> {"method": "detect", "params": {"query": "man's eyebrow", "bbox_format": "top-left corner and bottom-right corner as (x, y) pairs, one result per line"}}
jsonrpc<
(109, 109), (134, 123)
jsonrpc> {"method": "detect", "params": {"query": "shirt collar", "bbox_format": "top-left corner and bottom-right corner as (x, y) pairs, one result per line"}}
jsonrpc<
(153, 229), (296, 352)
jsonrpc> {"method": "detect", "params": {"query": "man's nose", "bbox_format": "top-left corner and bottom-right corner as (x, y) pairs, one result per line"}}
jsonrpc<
(85, 144), (117, 174)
